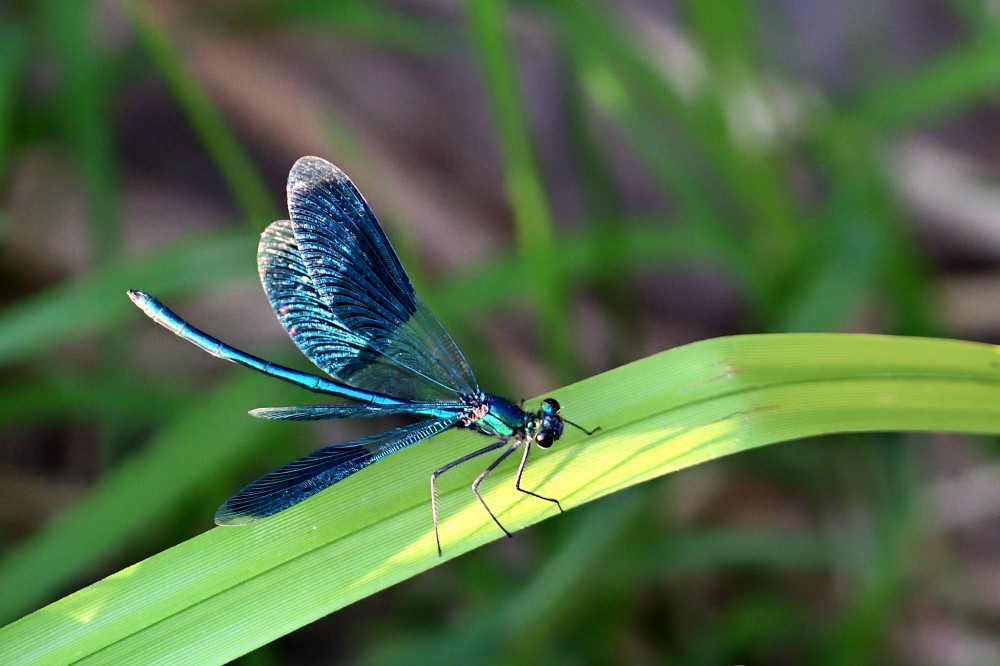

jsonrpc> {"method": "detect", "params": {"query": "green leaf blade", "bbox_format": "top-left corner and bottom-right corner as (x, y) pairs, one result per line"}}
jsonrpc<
(5, 333), (1000, 664)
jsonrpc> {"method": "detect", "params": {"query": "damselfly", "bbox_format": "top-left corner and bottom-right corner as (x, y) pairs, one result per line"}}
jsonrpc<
(129, 156), (595, 554)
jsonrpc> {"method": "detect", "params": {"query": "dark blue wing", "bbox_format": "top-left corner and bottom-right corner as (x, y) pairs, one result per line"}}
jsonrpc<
(258, 218), (473, 402)
(215, 415), (461, 525)
(271, 156), (478, 402)
(259, 219), (395, 398)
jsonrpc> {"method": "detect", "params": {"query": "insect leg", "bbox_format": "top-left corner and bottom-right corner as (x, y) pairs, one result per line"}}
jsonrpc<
(430, 439), (508, 556)
(514, 439), (563, 512)
(470, 442), (521, 540)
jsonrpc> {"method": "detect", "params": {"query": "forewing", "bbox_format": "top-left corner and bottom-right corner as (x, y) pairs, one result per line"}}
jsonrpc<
(215, 416), (460, 525)
(259, 219), (471, 402)
(283, 156), (478, 400)
(259, 220), (395, 396)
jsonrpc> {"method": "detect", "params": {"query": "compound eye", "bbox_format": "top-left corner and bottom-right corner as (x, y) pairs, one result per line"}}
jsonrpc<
(534, 430), (554, 449)
(542, 398), (560, 414)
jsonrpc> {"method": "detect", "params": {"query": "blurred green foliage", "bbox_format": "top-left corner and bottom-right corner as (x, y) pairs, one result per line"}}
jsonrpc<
(2, 0), (1000, 663)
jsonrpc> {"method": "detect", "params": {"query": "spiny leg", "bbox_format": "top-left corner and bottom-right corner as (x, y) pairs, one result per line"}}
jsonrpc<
(431, 439), (507, 556)
(470, 442), (521, 541)
(514, 439), (563, 512)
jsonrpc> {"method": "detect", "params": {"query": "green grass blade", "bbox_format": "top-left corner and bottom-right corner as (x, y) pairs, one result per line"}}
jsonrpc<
(4, 333), (1000, 664)
(354, 492), (647, 665)
(0, 375), (300, 624)
(559, 0), (800, 277)
(40, 0), (119, 259)
(852, 37), (1000, 130)
(0, 19), (30, 181)
(217, 0), (453, 56)
(118, 1), (276, 226)
(465, 0), (556, 266)
(465, 0), (573, 374)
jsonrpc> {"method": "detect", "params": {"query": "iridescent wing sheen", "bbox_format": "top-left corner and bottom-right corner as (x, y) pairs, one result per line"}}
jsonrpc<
(258, 218), (473, 402)
(274, 156), (478, 402)
(259, 219), (390, 397)
(215, 415), (461, 525)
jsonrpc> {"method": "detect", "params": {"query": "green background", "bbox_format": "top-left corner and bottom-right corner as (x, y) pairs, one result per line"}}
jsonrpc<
(3, 1), (1000, 663)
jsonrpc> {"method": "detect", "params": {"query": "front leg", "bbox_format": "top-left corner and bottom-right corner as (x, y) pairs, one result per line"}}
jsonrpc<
(513, 438), (563, 513)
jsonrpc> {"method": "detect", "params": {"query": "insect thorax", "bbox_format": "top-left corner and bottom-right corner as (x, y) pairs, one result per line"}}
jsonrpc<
(464, 393), (527, 439)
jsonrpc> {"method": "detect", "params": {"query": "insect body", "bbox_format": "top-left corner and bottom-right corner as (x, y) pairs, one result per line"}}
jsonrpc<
(129, 156), (593, 554)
